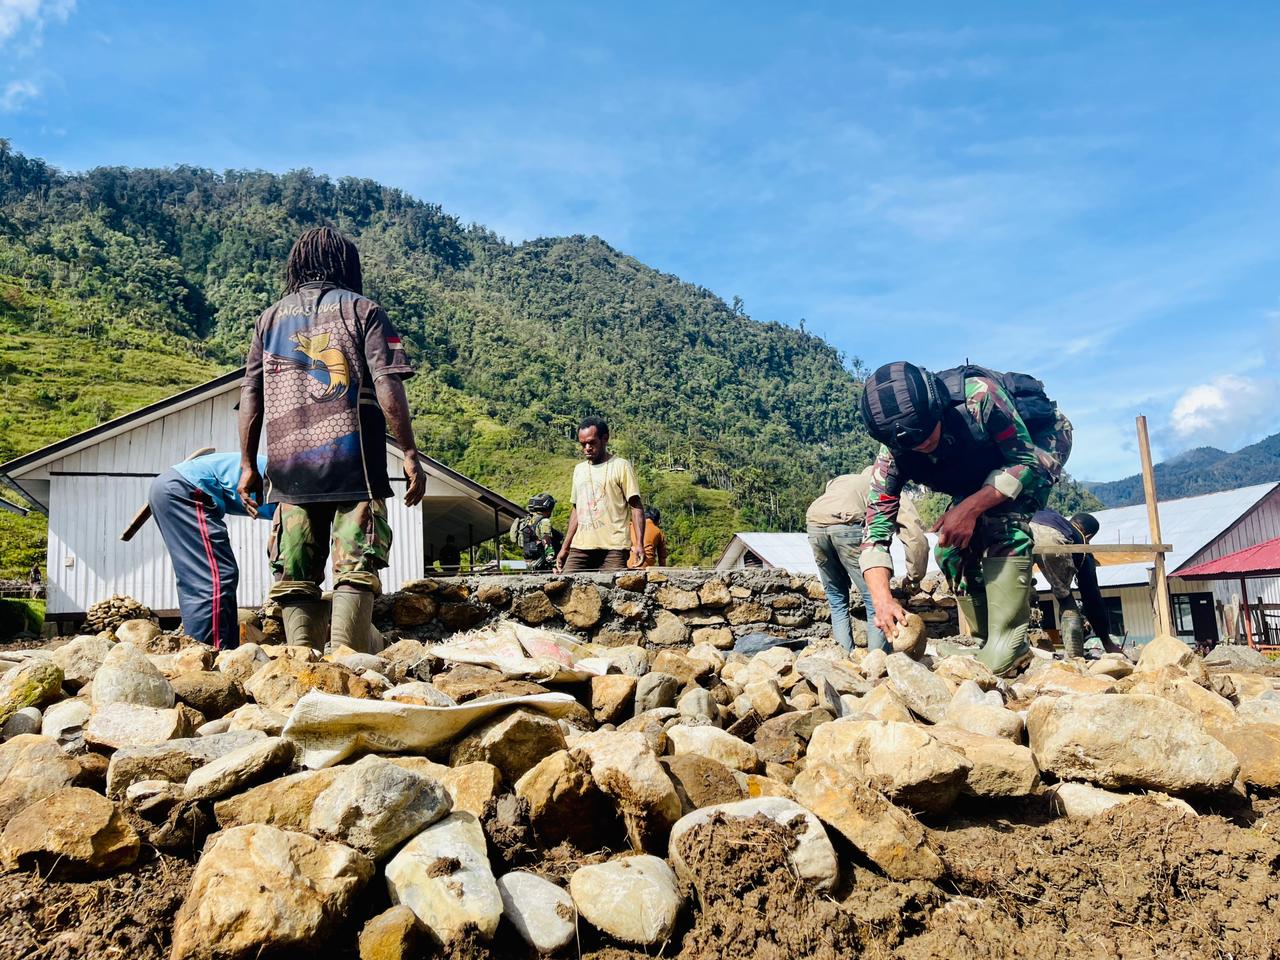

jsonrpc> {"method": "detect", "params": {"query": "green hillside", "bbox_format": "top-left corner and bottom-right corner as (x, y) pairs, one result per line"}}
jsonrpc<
(0, 140), (1097, 577)
(1085, 436), (1280, 507)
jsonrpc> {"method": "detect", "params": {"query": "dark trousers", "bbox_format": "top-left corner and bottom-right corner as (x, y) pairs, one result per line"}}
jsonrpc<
(149, 470), (239, 649)
(561, 548), (630, 573)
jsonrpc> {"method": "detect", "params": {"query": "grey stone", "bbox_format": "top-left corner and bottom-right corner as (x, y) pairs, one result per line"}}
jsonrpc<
(310, 755), (451, 859)
(570, 855), (682, 946)
(634, 672), (679, 713)
(91, 642), (175, 709)
(497, 871), (576, 954)
(183, 736), (294, 801)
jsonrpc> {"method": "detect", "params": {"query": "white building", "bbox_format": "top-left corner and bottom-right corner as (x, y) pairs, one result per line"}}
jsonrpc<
(1035, 482), (1280, 647)
(0, 370), (525, 624)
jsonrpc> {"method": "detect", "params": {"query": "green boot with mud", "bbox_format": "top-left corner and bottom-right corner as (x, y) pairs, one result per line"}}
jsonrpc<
(281, 601), (329, 652)
(973, 556), (1033, 678)
(1059, 608), (1085, 659)
(331, 587), (375, 654)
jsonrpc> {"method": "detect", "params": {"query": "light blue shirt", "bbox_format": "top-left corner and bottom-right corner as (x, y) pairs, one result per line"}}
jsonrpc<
(173, 453), (275, 519)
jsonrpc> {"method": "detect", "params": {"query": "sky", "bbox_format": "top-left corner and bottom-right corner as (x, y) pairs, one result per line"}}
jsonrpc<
(3, 1), (1280, 481)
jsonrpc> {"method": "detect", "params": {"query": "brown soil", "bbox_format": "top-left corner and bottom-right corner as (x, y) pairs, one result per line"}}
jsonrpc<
(675, 812), (864, 960)
(5, 794), (1278, 959)
(908, 797), (1280, 960)
(0, 851), (194, 960)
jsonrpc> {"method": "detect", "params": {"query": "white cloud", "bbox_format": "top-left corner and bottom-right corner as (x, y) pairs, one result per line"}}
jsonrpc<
(0, 0), (74, 47)
(1, 78), (37, 111)
(1168, 374), (1280, 452)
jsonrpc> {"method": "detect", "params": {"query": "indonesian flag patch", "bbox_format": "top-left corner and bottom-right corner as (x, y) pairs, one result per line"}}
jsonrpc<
(387, 335), (403, 350)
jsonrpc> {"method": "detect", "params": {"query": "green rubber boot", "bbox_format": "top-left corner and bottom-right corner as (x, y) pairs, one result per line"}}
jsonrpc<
(974, 556), (1033, 678)
(281, 600), (329, 652)
(1059, 609), (1085, 659)
(331, 588), (375, 654)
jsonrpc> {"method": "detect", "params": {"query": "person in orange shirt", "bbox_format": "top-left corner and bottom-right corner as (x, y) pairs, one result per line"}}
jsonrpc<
(629, 506), (669, 568)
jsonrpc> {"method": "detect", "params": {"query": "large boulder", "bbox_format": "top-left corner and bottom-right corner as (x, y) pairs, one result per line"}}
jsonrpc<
(91, 642), (175, 709)
(514, 749), (622, 850)
(667, 797), (838, 891)
(244, 657), (381, 712)
(497, 871), (577, 954)
(50, 634), (114, 689)
(0, 661), (64, 728)
(806, 718), (971, 814)
(0, 736), (82, 827)
(792, 763), (943, 881)
(576, 730), (682, 852)
(1136, 634), (1202, 675)
(170, 671), (247, 719)
(569, 855), (682, 946)
(1211, 723), (1280, 790)
(1027, 693), (1239, 794)
(885, 652), (952, 722)
(667, 725), (761, 773)
(385, 811), (503, 944)
(1, 786), (139, 876)
(215, 767), (345, 830)
(182, 736), (295, 801)
(929, 726), (1040, 797)
(170, 824), (373, 960)
(84, 702), (197, 750)
(310, 755), (452, 859)
(449, 708), (567, 785)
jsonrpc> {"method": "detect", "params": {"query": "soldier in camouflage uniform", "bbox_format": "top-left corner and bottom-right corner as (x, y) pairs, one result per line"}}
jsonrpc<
(857, 362), (1071, 677)
(238, 226), (425, 651)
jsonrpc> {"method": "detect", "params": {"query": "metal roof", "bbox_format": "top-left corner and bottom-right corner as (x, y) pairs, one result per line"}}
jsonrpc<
(1036, 481), (1280, 589)
(1178, 534), (1280, 581)
(716, 531), (940, 578)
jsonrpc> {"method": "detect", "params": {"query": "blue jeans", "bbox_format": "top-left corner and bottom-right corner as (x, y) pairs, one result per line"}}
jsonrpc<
(807, 524), (886, 652)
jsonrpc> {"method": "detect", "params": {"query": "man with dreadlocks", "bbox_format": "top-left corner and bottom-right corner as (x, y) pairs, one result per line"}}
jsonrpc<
(238, 226), (425, 651)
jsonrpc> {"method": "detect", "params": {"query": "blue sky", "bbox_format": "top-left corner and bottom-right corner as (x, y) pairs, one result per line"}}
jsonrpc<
(4, 1), (1280, 481)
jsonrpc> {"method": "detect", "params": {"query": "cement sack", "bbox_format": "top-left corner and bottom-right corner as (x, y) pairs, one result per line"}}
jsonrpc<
(427, 622), (605, 682)
(282, 690), (581, 768)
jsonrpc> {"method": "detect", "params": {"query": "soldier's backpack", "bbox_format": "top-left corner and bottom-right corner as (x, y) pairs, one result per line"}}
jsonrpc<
(935, 364), (1058, 438)
(515, 518), (544, 562)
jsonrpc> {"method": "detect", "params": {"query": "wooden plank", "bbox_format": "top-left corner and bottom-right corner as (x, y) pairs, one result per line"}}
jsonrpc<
(1036, 543), (1171, 555)
(1137, 415), (1174, 636)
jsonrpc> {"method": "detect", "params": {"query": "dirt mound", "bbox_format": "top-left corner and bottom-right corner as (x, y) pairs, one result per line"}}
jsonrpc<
(0, 852), (194, 960)
(674, 812), (862, 960)
(907, 798), (1280, 959)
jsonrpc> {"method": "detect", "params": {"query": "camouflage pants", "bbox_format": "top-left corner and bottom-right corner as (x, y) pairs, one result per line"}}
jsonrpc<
(936, 410), (1071, 597)
(936, 506), (1035, 597)
(268, 500), (391, 601)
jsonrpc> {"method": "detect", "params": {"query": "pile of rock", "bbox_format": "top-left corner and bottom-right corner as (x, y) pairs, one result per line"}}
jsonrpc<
(1, 599), (1278, 958)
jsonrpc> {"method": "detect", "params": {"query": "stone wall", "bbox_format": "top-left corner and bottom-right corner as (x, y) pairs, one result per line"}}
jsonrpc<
(364, 568), (960, 650)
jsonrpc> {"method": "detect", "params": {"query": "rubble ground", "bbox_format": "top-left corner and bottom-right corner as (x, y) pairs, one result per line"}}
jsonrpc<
(1, 570), (1279, 960)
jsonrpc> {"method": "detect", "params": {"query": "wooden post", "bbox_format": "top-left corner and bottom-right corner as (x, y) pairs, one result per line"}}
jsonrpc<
(493, 507), (502, 573)
(1136, 415), (1174, 637)
(1241, 578), (1255, 649)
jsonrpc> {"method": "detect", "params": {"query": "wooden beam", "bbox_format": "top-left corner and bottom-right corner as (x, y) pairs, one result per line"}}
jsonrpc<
(1136, 415), (1173, 636)
(1035, 543), (1171, 555)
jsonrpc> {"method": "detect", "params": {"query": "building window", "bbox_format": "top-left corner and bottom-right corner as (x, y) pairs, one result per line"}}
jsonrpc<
(1172, 592), (1218, 645)
(1102, 597), (1124, 638)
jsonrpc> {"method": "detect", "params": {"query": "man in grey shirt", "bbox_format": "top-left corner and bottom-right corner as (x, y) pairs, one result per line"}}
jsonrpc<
(807, 466), (928, 651)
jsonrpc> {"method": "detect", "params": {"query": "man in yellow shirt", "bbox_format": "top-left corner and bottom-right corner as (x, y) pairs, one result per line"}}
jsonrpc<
(556, 415), (645, 573)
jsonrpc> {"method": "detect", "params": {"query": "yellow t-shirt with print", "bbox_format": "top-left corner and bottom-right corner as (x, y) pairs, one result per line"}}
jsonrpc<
(570, 456), (641, 550)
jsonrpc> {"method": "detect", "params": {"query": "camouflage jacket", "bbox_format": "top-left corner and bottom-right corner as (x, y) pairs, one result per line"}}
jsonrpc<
(860, 375), (1061, 572)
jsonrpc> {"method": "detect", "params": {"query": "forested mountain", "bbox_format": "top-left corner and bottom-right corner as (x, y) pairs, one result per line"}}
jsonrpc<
(0, 140), (1098, 576)
(1085, 434), (1280, 507)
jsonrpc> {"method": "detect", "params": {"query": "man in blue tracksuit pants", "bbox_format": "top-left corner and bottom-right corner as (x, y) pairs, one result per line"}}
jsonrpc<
(148, 452), (274, 649)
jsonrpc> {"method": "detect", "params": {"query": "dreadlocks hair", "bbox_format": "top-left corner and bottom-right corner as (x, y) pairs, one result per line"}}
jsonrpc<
(284, 226), (364, 295)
